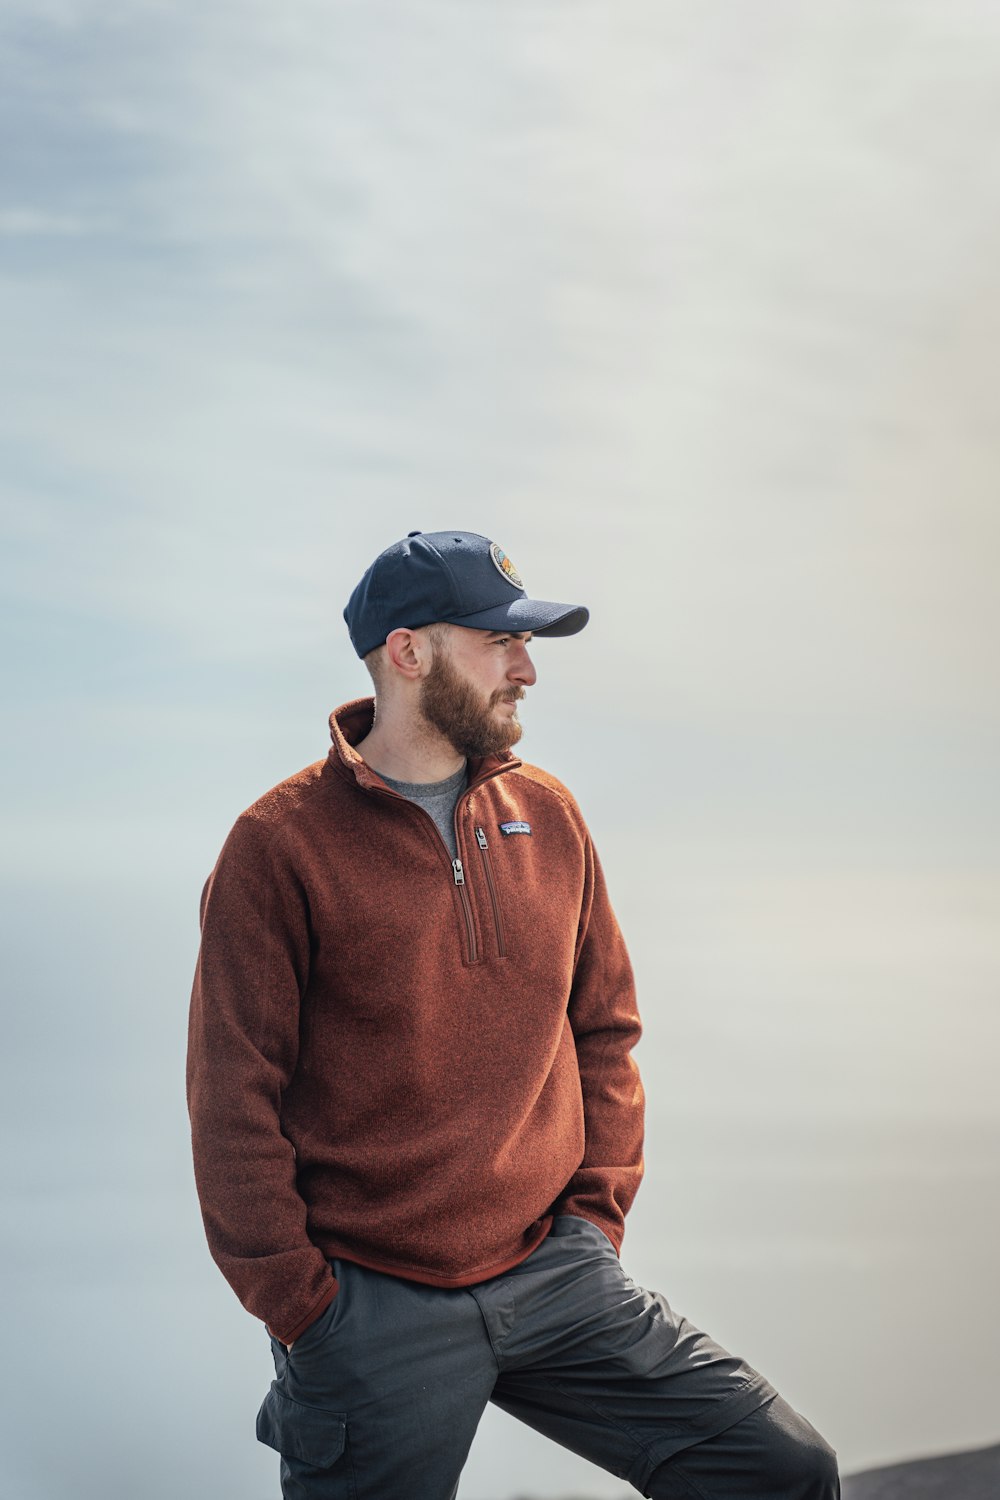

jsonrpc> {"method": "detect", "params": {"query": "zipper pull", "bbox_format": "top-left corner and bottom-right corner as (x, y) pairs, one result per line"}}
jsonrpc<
(475, 827), (488, 850)
(452, 858), (466, 886)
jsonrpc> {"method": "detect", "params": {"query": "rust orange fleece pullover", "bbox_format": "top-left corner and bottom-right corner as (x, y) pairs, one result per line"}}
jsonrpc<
(186, 698), (645, 1345)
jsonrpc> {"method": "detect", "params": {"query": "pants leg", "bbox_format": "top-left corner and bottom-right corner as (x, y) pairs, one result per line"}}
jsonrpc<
(648, 1395), (840, 1499)
(482, 1216), (834, 1498)
(256, 1257), (497, 1500)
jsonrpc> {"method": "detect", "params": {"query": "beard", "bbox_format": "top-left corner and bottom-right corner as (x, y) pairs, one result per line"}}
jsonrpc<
(419, 648), (525, 759)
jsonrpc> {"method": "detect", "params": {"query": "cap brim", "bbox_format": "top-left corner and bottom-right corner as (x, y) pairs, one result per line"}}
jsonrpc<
(447, 597), (589, 638)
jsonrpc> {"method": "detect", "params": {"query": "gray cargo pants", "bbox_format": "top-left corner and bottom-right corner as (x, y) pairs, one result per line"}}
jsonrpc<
(257, 1215), (839, 1499)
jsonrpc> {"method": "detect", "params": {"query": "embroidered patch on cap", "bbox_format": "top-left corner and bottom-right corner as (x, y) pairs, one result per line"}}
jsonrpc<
(489, 541), (524, 589)
(499, 820), (532, 835)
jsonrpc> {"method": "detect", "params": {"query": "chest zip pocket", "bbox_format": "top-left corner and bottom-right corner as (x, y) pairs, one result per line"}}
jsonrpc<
(475, 827), (507, 958)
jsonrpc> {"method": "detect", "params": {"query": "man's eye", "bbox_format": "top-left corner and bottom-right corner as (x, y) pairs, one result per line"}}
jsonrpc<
(494, 637), (510, 647)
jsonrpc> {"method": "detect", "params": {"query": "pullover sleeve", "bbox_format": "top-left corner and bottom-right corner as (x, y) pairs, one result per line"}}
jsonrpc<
(186, 814), (338, 1345)
(554, 829), (645, 1252)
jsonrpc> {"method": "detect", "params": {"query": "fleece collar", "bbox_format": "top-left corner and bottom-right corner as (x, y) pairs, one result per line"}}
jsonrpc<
(327, 697), (520, 793)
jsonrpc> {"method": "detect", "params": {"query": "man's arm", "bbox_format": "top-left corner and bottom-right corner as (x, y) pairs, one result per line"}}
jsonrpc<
(186, 814), (338, 1346)
(553, 829), (645, 1251)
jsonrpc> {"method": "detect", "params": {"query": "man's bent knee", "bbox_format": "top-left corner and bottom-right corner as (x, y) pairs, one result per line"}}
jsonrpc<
(648, 1396), (840, 1499)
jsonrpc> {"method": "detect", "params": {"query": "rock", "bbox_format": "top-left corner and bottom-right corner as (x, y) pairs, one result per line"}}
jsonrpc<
(842, 1442), (1000, 1499)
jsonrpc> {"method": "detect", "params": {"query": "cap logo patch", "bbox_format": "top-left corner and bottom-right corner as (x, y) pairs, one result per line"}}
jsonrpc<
(489, 541), (524, 590)
(499, 820), (532, 836)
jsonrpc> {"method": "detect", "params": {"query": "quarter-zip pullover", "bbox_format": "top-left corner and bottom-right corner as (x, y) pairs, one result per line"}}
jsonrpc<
(186, 698), (645, 1346)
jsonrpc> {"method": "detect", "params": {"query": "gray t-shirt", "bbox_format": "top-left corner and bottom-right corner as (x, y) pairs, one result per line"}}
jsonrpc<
(377, 762), (468, 860)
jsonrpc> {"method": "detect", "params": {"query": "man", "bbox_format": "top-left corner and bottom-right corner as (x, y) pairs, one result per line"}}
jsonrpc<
(187, 530), (839, 1499)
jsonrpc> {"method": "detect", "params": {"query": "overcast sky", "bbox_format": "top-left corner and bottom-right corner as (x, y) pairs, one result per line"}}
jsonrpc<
(2, 4), (999, 1498)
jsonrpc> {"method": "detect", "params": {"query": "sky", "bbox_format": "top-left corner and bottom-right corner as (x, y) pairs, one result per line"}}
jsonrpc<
(2, 3), (1000, 1497)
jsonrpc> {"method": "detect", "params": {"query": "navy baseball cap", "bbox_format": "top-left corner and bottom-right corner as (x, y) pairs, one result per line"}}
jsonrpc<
(344, 531), (589, 659)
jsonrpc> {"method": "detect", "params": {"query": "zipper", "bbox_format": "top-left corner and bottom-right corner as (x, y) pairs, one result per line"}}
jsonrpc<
(451, 797), (480, 963)
(451, 855), (477, 963)
(359, 783), (479, 962)
(475, 827), (507, 958)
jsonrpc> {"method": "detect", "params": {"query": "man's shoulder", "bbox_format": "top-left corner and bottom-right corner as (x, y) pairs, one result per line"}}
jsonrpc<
(504, 761), (588, 828)
(231, 757), (335, 841)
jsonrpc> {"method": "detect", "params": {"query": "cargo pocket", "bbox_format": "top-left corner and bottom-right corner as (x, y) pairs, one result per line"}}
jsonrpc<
(256, 1383), (348, 1470)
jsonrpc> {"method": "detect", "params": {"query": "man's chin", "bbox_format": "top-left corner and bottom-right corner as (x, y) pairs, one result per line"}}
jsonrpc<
(451, 718), (522, 759)
(499, 716), (523, 752)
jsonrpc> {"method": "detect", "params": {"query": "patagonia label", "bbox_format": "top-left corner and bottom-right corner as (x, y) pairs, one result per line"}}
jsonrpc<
(499, 820), (532, 836)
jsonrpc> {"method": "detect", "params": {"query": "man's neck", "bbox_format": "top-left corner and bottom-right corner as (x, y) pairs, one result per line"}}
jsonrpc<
(355, 707), (465, 785)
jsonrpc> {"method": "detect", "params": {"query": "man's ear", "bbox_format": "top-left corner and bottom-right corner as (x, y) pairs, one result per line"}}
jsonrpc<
(384, 626), (433, 682)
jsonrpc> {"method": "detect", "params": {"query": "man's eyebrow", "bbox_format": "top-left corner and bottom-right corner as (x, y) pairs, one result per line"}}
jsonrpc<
(486, 630), (532, 641)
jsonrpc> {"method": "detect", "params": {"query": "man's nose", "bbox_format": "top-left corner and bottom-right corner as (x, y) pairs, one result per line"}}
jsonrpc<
(508, 644), (537, 687)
